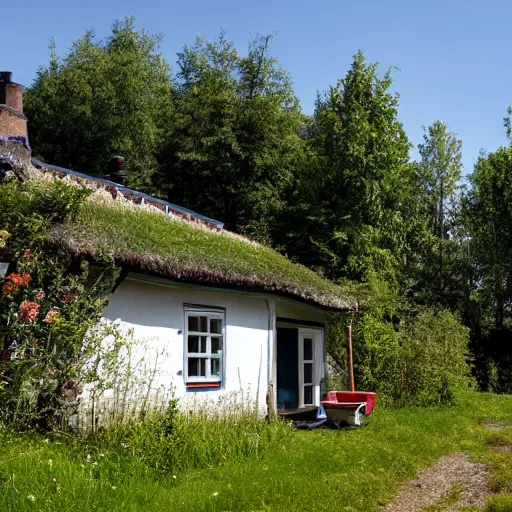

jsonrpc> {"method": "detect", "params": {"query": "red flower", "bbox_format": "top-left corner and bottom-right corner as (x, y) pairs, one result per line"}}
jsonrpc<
(19, 301), (40, 323)
(2, 273), (32, 296)
(36, 290), (46, 301)
(63, 293), (76, 303)
(23, 249), (33, 259)
(43, 308), (59, 325)
(7, 273), (31, 286)
(33, 339), (39, 344)
(2, 281), (19, 295)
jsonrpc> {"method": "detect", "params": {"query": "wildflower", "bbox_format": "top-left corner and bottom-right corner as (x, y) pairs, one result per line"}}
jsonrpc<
(2, 273), (31, 296)
(48, 459), (53, 469)
(63, 293), (77, 303)
(0, 230), (11, 242)
(43, 439), (49, 443)
(172, 475), (177, 479)
(112, 486), (117, 490)
(35, 289), (45, 301)
(43, 308), (59, 325)
(27, 495), (36, 503)
(33, 339), (39, 345)
(213, 492), (219, 497)
(86, 454), (91, 461)
(19, 301), (40, 323)
(23, 248), (33, 259)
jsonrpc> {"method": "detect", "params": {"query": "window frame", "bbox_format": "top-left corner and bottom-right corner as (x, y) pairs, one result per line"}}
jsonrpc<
(184, 306), (226, 387)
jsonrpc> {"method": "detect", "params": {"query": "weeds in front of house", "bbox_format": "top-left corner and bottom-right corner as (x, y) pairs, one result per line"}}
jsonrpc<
(83, 395), (290, 475)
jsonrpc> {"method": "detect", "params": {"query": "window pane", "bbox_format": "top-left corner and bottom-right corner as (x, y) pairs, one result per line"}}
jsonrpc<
(188, 358), (206, 377)
(211, 336), (222, 354)
(188, 336), (207, 353)
(188, 316), (198, 332)
(211, 358), (220, 376)
(188, 315), (207, 333)
(304, 385), (313, 405)
(304, 363), (313, 384)
(303, 338), (313, 361)
(188, 335), (199, 353)
(210, 318), (222, 334)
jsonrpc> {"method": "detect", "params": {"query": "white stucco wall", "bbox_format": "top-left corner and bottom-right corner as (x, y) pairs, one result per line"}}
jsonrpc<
(77, 274), (335, 428)
(85, 275), (271, 420)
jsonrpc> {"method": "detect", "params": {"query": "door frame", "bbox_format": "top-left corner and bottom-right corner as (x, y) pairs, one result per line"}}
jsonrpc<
(275, 322), (324, 409)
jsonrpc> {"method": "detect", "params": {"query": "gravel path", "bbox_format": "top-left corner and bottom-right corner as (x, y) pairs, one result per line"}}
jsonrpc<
(383, 452), (491, 512)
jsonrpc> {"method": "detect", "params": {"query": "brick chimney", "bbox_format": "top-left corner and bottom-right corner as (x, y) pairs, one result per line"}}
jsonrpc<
(0, 72), (28, 146)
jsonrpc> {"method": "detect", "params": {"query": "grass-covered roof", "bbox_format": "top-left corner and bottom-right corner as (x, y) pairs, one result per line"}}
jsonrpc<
(51, 200), (356, 310)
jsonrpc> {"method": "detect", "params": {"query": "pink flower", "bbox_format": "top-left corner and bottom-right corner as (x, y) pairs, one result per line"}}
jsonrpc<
(43, 308), (59, 325)
(19, 301), (40, 323)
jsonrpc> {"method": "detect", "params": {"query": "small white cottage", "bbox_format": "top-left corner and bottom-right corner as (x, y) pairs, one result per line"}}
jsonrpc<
(37, 158), (356, 417)
(0, 71), (356, 418)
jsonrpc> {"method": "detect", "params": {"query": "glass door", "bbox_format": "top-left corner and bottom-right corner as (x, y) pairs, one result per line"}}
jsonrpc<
(298, 329), (322, 407)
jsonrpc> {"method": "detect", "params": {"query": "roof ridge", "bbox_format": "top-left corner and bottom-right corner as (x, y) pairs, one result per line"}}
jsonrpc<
(31, 158), (224, 230)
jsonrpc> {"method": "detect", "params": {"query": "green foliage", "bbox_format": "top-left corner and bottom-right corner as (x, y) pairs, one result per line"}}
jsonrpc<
(157, 32), (305, 240)
(484, 495), (512, 512)
(0, 180), (118, 429)
(465, 145), (512, 390)
(412, 121), (466, 308)
(25, 17), (173, 189)
(277, 51), (414, 286)
(17, 17), (512, 405)
(351, 278), (473, 407)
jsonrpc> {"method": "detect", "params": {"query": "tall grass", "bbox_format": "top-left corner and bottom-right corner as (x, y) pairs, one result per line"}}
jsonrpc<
(83, 400), (290, 474)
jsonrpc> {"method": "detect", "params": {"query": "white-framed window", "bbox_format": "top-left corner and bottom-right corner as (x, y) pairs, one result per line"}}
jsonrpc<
(184, 307), (225, 387)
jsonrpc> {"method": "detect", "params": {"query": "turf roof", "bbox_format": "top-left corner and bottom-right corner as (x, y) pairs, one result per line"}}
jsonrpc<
(51, 201), (356, 311)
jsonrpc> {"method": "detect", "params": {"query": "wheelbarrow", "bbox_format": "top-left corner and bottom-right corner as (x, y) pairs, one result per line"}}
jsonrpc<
(320, 391), (376, 427)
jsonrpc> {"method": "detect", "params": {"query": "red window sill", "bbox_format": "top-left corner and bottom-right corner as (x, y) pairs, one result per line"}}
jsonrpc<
(186, 382), (221, 389)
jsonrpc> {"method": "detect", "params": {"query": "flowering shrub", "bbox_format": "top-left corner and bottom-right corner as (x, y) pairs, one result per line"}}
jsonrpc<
(0, 180), (119, 430)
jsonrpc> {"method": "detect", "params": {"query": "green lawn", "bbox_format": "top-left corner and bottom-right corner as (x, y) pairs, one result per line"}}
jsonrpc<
(1, 391), (512, 512)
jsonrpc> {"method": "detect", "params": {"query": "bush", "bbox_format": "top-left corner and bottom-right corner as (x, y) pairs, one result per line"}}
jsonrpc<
(0, 179), (118, 430)
(334, 277), (474, 407)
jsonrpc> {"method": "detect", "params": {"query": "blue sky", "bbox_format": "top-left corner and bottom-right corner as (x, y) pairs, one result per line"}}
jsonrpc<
(4, 0), (512, 173)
